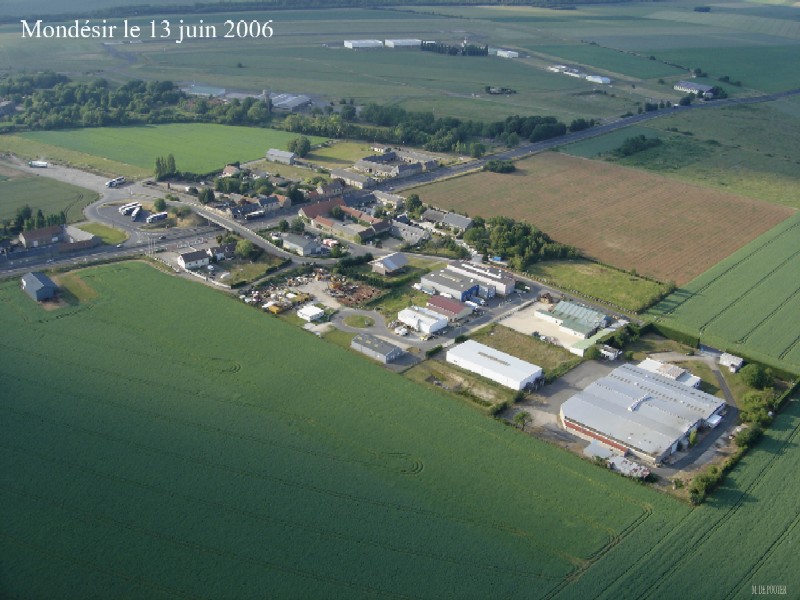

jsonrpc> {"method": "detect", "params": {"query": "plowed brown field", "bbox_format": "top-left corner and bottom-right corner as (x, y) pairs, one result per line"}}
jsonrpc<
(415, 153), (794, 285)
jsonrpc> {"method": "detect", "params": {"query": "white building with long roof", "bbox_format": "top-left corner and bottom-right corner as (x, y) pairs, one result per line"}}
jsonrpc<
(559, 364), (726, 465)
(447, 340), (543, 391)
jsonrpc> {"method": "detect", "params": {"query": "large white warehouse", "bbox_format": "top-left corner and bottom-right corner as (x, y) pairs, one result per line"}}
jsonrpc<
(447, 340), (543, 391)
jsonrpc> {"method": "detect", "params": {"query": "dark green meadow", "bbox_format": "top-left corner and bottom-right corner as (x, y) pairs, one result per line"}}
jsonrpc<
(0, 261), (669, 599)
(2, 261), (799, 598)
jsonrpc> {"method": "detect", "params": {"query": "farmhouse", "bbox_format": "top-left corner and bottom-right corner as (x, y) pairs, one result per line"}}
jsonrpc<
(19, 225), (64, 249)
(344, 39), (384, 49)
(720, 353), (744, 373)
(426, 295), (472, 322)
(420, 270), (479, 302)
(178, 250), (210, 270)
(559, 363), (727, 466)
(351, 333), (404, 364)
(266, 149), (296, 165)
(299, 197), (346, 221)
(206, 242), (237, 261)
(371, 252), (408, 275)
(446, 261), (515, 297)
(385, 39), (421, 48)
(536, 300), (609, 339)
(446, 340), (543, 391)
(397, 306), (448, 334)
(373, 191), (405, 208)
(674, 81), (715, 97)
(21, 272), (56, 302)
(221, 164), (241, 177)
(638, 358), (701, 389)
(282, 234), (320, 257)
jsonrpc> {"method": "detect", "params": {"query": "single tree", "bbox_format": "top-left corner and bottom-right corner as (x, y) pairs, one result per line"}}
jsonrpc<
(153, 197), (167, 212)
(277, 219), (289, 232)
(235, 239), (256, 260)
(513, 411), (532, 431)
(290, 217), (305, 234)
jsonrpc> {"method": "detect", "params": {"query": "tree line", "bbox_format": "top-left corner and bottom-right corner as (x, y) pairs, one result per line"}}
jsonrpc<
(2, 205), (66, 237)
(2, 73), (273, 130)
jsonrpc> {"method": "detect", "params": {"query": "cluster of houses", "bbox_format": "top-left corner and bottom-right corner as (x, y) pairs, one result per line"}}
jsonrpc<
(547, 65), (611, 85)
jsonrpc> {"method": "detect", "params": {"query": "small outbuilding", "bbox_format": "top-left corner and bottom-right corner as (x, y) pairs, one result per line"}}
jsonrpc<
(21, 272), (56, 301)
(720, 353), (744, 373)
(297, 304), (325, 322)
(371, 252), (408, 276)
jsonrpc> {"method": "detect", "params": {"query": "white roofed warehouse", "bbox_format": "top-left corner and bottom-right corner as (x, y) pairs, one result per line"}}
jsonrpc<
(447, 340), (543, 391)
(397, 306), (448, 334)
(344, 40), (383, 49)
(559, 364), (727, 465)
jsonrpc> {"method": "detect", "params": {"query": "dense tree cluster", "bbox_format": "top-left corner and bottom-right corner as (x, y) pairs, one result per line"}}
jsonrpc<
(614, 135), (663, 157)
(463, 216), (580, 271)
(287, 136), (311, 157)
(483, 159), (515, 173)
(154, 154), (177, 180)
(3, 74), (272, 131)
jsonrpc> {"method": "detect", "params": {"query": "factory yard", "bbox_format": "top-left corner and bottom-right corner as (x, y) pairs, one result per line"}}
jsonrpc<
(500, 301), (586, 349)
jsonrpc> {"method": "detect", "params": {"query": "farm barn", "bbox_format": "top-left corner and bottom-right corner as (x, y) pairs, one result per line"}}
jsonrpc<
(446, 340), (543, 391)
(560, 364), (726, 465)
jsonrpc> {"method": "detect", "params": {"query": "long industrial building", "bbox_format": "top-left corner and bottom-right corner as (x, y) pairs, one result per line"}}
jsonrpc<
(559, 364), (727, 465)
(447, 340), (543, 391)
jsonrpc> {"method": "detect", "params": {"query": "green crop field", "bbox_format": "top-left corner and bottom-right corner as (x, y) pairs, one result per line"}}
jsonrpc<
(0, 261), (671, 599)
(19, 124), (326, 175)
(2, 261), (799, 598)
(562, 100), (800, 208)
(0, 163), (99, 222)
(649, 212), (800, 374)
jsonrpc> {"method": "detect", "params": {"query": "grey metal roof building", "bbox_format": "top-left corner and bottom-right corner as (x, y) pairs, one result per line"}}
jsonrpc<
(446, 261), (515, 297)
(560, 364), (727, 465)
(674, 81), (715, 95)
(371, 252), (408, 275)
(420, 270), (479, 302)
(351, 333), (403, 364)
(21, 272), (56, 301)
(266, 149), (296, 165)
(537, 300), (609, 338)
(269, 93), (312, 112)
(442, 213), (473, 231)
(282, 234), (319, 257)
